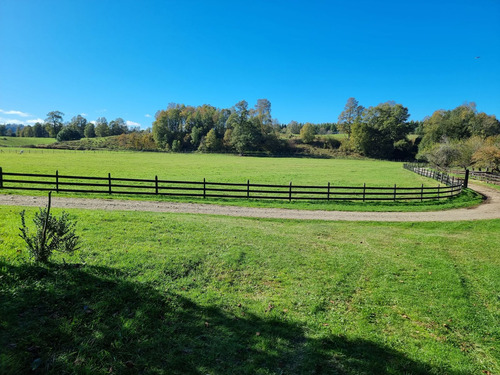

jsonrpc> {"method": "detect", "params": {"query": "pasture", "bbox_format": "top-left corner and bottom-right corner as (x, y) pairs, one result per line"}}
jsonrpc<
(0, 137), (56, 147)
(0, 206), (499, 374)
(0, 149), (482, 211)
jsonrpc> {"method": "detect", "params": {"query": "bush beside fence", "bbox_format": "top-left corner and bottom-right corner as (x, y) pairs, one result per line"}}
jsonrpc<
(0, 167), (463, 202)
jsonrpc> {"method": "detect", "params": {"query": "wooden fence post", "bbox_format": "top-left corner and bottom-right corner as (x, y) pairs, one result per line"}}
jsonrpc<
(108, 173), (112, 194)
(289, 182), (292, 202)
(56, 170), (59, 193)
(247, 179), (250, 199)
(363, 183), (366, 202)
(0, 167), (3, 189)
(203, 178), (206, 198)
(421, 184), (423, 202)
(464, 169), (469, 188)
(327, 182), (330, 201)
(155, 175), (158, 195)
(437, 184), (440, 199)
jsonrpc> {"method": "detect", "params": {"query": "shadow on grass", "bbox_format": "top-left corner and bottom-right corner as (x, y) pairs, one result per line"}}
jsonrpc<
(0, 261), (466, 375)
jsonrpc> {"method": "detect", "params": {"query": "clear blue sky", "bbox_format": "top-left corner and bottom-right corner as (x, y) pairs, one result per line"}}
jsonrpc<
(1, 0), (499, 128)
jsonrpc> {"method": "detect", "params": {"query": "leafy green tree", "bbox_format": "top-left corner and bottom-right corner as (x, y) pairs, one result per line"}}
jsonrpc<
(300, 123), (316, 143)
(472, 137), (500, 172)
(44, 111), (64, 138)
(191, 126), (203, 148)
(57, 127), (81, 141)
(228, 101), (261, 154)
(421, 141), (460, 169)
(252, 99), (272, 128)
(109, 118), (128, 136)
(152, 104), (187, 149)
(171, 139), (182, 152)
(352, 122), (393, 159)
(223, 128), (233, 149)
(84, 123), (96, 138)
(286, 120), (301, 135)
(215, 108), (231, 137)
(469, 112), (500, 138)
(338, 98), (364, 139)
(95, 117), (110, 137)
(393, 138), (419, 160)
(419, 103), (500, 153)
(69, 115), (87, 136)
(352, 102), (410, 159)
(20, 125), (34, 137)
(203, 128), (221, 151)
(454, 136), (484, 169)
(33, 122), (48, 137)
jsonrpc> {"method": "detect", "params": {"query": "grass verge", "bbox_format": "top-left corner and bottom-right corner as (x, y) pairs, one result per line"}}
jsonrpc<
(1, 206), (499, 374)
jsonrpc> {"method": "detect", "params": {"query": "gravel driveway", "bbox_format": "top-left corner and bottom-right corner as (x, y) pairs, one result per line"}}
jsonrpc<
(1, 183), (499, 222)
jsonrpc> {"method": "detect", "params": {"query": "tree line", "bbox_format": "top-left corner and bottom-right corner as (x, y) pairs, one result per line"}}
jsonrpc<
(152, 99), (286, 154)
(4, 111), (133, 141)
(3, 98), (499, 170)
(416, 103), (500, 173)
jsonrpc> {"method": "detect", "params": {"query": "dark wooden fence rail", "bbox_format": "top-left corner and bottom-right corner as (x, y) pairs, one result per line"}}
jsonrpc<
(469, 171), (500, 185)
(448, 168), (500, 185)
(403, 163), (467, 187)
(0, 167), (463, 202)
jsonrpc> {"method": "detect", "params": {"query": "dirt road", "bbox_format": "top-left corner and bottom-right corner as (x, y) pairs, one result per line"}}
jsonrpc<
(0, 183), (499, 222)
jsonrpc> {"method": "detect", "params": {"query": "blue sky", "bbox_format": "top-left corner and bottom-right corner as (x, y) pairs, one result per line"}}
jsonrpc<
(1, 0), (499, 128)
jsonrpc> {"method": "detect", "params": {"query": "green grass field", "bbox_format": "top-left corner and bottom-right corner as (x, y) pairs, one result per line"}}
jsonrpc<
(1, 149), (418, 185)
(0, 137), (57, 147)
(0, 149), (483, 211)
(1, 206), (498, 374)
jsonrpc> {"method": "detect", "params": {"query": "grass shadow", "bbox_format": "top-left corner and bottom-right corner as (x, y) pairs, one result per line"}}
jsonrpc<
(0, 261), (468, 374)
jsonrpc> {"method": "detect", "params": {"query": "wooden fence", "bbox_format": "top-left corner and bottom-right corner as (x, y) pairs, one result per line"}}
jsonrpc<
(448, 169), (500, 185)
(403, 163), (467, 187)
(0, 167), (463, 202)
(469, 171), (500, 185)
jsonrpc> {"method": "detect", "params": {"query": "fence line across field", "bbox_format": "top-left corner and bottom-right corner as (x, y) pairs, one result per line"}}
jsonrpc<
(448, 168), (500, 185)
(0, 167), (463, 202)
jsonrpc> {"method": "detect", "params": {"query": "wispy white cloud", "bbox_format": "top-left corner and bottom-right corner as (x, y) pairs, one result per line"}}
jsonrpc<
(26, 118), (44, 125)
(80, 113), (88, 116)
(0, 109), (30, 117)
(126, 120), (141, 127)
(90, 120), (97, 125)
(0, 117), (24, 124)
(145, 114), (152, 118)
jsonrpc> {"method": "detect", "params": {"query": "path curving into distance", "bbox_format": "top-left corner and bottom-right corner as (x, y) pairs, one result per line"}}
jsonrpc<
(0, 183), (499, 222)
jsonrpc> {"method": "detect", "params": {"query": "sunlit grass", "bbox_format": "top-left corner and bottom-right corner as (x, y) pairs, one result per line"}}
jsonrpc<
(0, 137), (56, 147)
(0, 149), (484, 211)
(1, 206), (498, 374)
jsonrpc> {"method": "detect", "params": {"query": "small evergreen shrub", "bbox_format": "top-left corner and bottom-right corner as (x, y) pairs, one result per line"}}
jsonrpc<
(19, 194), (80, 263)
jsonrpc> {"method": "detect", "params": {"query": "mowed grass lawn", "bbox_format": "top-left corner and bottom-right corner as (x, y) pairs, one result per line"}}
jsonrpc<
(0, 150), (482, 211)
(0, 206), (498, 374)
